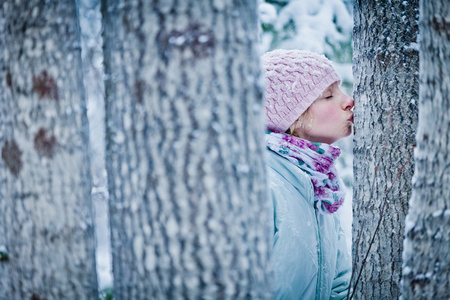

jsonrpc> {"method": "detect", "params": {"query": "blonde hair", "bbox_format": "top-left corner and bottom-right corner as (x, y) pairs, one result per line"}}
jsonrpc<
(286, 109), (313, 137)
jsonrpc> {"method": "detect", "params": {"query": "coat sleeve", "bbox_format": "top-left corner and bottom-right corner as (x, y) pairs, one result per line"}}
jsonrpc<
(330, 215), (352, 300)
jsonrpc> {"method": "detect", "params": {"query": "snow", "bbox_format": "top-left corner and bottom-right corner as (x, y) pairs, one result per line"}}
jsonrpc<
(432, 209), (443, 218)
(169, 35), (187, 46)
(259, 3), (277, 24)
(404, 42), (419, 51)
(413, 272), (433, 280)
(403, 266), (412, 275)
(444, 209), (450, 218)
(198, 35), (210, 43)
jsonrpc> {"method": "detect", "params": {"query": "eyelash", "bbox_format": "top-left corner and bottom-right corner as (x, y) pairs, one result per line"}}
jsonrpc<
(325, 95), (332, 99)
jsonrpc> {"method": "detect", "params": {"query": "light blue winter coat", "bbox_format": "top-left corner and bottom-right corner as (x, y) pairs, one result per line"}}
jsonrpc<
(266, 148), (352, 300)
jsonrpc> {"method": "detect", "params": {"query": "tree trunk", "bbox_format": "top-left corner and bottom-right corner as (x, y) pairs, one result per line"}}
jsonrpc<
(401, 0), (450, 298)
(101, 0), (270, 298)
(352, 0), (419, 298)
(0, 1), (98, 299)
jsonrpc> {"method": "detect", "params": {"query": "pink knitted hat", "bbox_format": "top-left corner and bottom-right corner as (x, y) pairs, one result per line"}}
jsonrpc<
(262, 49), (341, 133)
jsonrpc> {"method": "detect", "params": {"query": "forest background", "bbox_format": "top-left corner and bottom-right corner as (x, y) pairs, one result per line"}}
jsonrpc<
(5, 0), (447, 299)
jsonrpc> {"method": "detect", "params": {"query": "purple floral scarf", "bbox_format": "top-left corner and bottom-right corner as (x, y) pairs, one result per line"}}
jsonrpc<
(266, 132), (345, 214)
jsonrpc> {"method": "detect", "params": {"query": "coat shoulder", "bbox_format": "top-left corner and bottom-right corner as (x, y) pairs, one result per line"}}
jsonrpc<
(265, 148), (314, 205)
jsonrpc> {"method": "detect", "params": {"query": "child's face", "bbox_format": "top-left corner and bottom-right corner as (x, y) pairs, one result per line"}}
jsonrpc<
(294, 82), (354, 144)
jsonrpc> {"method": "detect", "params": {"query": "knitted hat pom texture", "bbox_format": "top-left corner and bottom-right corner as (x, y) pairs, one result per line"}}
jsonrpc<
(262, 49), (341, 133)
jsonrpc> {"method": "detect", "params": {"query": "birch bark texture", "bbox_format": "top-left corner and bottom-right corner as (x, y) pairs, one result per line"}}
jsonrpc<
(352, 0), (419, 298)
(0, 1), (98, 299)
(401, 0), (450, 298)
(101, 0), (270, 298)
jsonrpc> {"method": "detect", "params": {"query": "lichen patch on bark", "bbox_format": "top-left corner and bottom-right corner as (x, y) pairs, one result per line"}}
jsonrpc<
(34, 128), (57, 158)
(32, 70), (59, 101)
(1, 139), (23, 177)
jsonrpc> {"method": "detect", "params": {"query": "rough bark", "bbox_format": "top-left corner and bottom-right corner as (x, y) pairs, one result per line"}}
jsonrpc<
(101, 0), (270, 298)
(401, 0), (450, 299)
(352, 0), (419, 299)
(0, 1), (98, 299)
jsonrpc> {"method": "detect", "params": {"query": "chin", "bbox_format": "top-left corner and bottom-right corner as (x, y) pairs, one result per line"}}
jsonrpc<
(344, 125), (353, 137)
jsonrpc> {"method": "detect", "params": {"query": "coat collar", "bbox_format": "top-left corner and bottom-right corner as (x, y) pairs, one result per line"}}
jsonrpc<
(265, 148), (314, 207)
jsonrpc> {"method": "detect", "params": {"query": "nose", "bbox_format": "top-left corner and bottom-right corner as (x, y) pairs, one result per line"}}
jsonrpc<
(343, 94), (354, 111)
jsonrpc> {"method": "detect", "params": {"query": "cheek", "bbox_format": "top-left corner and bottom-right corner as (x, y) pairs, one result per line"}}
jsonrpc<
(314, 107), (340, 123)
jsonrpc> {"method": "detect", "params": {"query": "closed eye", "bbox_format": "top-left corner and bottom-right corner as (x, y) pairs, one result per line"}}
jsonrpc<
(325, 96), (333, 99)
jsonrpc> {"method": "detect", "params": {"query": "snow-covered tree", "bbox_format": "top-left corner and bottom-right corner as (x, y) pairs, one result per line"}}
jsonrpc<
(401, 0), (450, 298)
(0, 1), (98, 298)
(259, 0), (353, 89)
(351, 0), (419, 299)
(101, 0), (271, 298)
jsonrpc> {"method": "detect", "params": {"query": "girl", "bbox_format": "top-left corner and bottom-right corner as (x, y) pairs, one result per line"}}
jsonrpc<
(262, 49), (353, 299)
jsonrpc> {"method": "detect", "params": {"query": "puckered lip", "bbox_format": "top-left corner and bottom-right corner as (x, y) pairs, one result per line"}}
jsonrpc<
(348, 114), (354, 123)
